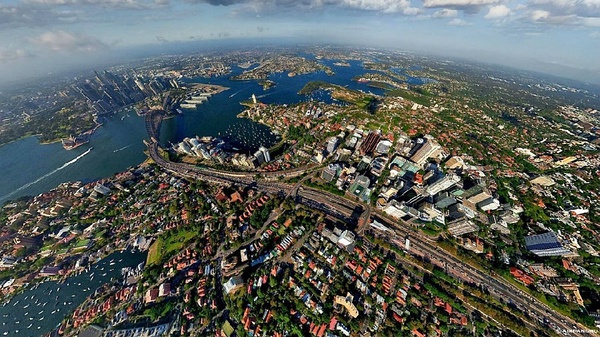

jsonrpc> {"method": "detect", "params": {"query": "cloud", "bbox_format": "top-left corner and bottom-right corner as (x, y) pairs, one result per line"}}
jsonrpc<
(186, 0), (420, 14)
(0, 49), (32, 62)
(340, 0), (420, 13)
(484, 4), (510, 19)
(523, 0), (600, 27)
(448, 17), (470, 25)
(23, 0), (157, 9)
(432, 8), (458, 17)
(30, 30), (106, 52)
(422, 0), (501, 12)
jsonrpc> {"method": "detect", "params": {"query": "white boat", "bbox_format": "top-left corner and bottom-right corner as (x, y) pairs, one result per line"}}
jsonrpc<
(39, 316), (44, 321)
(27, 324), (32, 329)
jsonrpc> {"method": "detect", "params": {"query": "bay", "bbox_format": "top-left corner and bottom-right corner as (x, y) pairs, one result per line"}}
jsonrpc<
(0, 250), (146, 337)
(0, 59), (401, 204)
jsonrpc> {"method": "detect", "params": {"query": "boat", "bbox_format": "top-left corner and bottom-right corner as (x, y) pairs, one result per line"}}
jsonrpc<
(27, 324), (32, 329)
(3, 331), (7, 335)
(39, 316), (44, 321)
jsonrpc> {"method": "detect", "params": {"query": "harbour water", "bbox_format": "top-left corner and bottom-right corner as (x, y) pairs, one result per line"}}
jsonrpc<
(0, 59), (417, 203)
(0, 250), (146, 337)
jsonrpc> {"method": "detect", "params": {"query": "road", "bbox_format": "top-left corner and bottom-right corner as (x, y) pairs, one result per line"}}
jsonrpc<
(144, 112), (590, 337)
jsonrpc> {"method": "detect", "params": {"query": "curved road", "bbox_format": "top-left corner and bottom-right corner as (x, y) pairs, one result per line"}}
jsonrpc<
(144, 111), (590, 337)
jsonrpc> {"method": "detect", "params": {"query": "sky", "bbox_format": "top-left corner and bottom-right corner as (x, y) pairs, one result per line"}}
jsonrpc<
(0, 0), (599, 86)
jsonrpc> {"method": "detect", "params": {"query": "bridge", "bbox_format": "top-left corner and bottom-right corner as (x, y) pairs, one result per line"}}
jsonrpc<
(143, 110), (589, 337)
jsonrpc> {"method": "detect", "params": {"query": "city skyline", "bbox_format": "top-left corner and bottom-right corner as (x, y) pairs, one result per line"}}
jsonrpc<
(0, 0), (599, 86)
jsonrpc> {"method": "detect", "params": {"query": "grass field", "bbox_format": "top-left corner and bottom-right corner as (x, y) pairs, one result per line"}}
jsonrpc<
(146, 229), (199, 265)
(147, 237), (162, 265)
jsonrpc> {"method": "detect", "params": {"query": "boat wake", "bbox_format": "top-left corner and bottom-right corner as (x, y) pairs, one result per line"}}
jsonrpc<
(256, 91), (277, 99)
(0, 147), (93, 202)
(113, 144), (132, 153)
(229, 87), (249, 98)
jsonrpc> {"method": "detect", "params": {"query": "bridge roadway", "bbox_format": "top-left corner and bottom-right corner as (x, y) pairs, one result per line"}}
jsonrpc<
(145, 142), (588, 336)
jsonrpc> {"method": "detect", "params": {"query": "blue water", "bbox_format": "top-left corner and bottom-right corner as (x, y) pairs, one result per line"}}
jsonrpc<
(0, 250), (146, 337)
(0, 57), (421, 203)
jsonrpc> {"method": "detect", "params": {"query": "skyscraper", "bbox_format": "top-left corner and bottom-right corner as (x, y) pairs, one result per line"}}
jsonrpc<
(425, 174), (460, 196)
(359, 131), (381, 155)
(258, 146), (270, 163)
(410, 135), (441, 167)
(326, 137), (340, 154)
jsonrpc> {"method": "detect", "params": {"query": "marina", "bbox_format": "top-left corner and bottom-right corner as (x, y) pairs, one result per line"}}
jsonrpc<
(0, 251), (146, 337)
(0, 58), (392, 205)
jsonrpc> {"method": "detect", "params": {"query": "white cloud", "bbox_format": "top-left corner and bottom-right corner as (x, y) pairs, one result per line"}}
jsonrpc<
(340, 0), (420, 14)
(484, 4), (510, 19)
(30, 30), (106, 52)
(448, 17), (470, 25)
(432, 8), (458, 17)
(530, 9), (550, 21)
(580, 16), (600, 26)
(422, 0), (500, 10)
(0, 49), (31, 62)
(24, 0), (157, 9)
(523, 0), (600, 27)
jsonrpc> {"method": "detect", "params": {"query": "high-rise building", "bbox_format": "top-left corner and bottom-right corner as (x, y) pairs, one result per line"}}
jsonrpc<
(425, 174), (460, 196)
(326, 137), (340, 154)
(321, 164), (339, 182)
(410, 135), (442, 167)
(359, 131), (381, 155)
(258, 146), (270, 163)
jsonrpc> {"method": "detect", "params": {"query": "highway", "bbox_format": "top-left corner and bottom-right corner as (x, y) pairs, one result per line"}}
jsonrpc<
(144, 111), (590, 337)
